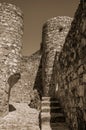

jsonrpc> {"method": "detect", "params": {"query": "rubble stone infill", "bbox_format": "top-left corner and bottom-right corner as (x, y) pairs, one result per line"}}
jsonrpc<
(0, 3), (23, 117)
(42, 16), (72, 97)
(10, 50), (42, 106)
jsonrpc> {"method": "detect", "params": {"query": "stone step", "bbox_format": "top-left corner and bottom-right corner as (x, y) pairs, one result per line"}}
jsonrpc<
(41, 122), (67, 127)
(41, 97), (67, 130)
(41, 112), (65, 123)
(52, 127), (69, 130)
(41, 124), (69, 130)
(42, 97), (58, 101)
(50, 123), (68, 128)
(41, 106), (63, 113)
(41, 101), (60, 107)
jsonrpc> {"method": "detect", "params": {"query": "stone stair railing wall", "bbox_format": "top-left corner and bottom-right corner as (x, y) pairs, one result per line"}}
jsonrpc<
(52, 1), (86, 130)
(0, 3), (23, 117)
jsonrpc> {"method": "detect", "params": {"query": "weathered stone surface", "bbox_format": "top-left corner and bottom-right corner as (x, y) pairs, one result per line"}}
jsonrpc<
(10, 50), (42, 107)
(0, 3), (23, 117)
(0, 102), (40, 130)
(42, 16), (72, 97)
(53, 1), (86, 130)
(0, 1), (85, 130)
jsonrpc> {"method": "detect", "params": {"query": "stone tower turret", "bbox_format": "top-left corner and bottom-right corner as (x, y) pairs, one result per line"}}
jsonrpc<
(0, 3), (23, 117)
(42, 16), (72, 97)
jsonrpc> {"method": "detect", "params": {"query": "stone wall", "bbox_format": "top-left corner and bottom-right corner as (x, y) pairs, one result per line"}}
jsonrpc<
(54, 1), (86, 130)
(0, 2), (85, 130)
(10, 50), (42, 107)
(0, 3), (23, 117)
(42, 16), (72, 97)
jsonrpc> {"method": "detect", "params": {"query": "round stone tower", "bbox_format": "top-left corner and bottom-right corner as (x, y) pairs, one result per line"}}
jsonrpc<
(0, 3), (23, 117)
(42, 16), (72, 97)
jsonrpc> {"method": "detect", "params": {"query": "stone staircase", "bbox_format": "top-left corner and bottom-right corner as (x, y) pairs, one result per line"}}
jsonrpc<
(41, 97), (69, 130)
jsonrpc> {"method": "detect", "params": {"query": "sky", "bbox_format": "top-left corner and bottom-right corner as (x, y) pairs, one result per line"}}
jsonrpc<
(0, 0), (79, 56)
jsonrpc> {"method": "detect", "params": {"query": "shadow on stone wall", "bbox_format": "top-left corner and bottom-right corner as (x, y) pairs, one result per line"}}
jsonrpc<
(55, 2), (86, 130)
(33, 57), (43, 98)
(49, 51), (62, 98)
(49, 52), (57, 97)
(8, 73), (21, 100)
(9, 104), (16, 112)
(29, 56), (43, 110)
(8, 73), (21, 88)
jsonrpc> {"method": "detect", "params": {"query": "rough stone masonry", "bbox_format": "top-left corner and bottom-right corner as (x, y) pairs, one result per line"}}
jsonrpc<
(10, 16), (72, 107)
(42, 16), (72, 97)
(0, 1), (86, 130)
(0, 3), (23, 117)
(52, 1), (86, 130)
(10, 50), (42, 107)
